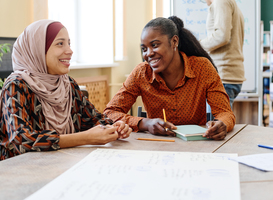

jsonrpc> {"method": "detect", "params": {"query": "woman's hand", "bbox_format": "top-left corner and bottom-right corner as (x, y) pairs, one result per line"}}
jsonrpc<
(113, 120), (132, 139)
(59, 125), (119, 148)
(138, 118), (177, 136)
(203, 120), (227, 140)
(84, 125), (119, 145)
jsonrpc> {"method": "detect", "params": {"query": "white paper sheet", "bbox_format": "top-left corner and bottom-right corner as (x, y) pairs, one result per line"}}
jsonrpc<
(231, 153), (273, 171)
(25, 149), (240, 200)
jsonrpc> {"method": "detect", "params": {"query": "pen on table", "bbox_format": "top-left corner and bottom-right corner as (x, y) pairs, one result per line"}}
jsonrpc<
(137, 138), (175, 142)
(258, 144), (273, 150)
(162, 108), (168, 131)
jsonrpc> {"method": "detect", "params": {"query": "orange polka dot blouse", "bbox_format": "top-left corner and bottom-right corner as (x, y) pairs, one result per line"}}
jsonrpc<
(104, 52), (235, 132)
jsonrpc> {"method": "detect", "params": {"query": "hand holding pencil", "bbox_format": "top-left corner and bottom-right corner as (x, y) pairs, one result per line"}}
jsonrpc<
(138, 119), (176, 136)
(138, 108), (176, 136)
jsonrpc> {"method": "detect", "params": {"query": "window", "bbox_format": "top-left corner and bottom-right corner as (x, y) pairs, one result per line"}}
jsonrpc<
(153, 0), (171, 18)
(48, 0), (115, 66)
(114, 0), (124, 61)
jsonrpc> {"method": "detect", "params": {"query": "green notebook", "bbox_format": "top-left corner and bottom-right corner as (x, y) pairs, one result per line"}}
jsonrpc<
(173, 125), (210, 141)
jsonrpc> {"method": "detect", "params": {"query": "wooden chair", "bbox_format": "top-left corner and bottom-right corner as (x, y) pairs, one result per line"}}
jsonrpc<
(74, 75), (109, 113)
(137, 106), (147, 118)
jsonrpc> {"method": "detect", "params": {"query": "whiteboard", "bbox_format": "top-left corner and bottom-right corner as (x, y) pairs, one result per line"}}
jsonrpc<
(172, 0), (260, 92)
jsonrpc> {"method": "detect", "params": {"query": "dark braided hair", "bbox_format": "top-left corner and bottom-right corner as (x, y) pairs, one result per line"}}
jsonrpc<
(143, 16), (217, 71)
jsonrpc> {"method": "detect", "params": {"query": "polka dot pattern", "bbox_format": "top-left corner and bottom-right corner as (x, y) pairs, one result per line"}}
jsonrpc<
(104, 52), (235, 132)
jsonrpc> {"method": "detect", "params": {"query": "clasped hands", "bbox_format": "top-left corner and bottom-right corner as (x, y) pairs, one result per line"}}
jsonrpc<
(99, 120), (132, 139)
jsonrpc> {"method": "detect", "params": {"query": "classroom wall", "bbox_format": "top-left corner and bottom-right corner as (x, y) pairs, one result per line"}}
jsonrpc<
(0, 0), (153, 116)
(0, 0), (48, 37)
(0, 0), (106, 79)
(0, 0), (32, 37)
(110, 0), (153, 88)
(110, 0), (153, 115)
(69, 0), (154, 110)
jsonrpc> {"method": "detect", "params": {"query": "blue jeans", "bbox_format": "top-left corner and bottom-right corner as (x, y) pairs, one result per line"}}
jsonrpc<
(223, 83), (242, 109)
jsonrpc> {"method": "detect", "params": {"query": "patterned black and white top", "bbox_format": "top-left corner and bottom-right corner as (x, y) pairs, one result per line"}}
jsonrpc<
(0, 75), (113, 160)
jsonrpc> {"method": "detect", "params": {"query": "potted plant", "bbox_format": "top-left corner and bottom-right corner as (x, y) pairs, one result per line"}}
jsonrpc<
(0, 43), (11, 89)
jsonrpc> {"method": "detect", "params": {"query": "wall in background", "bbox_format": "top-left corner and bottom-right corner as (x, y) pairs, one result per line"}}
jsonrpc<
(111, 0), (153, 92)
(0, 0), (32, 37)
(0, 0), (154, 116)
(0, 0), (48, 37)
(110, 0), (153, 115)
(261, 0), (273, 31)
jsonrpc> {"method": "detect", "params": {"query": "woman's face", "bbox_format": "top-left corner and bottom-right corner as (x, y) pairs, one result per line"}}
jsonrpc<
(141, 27), (177, 74)
(46, 28), (73, 75)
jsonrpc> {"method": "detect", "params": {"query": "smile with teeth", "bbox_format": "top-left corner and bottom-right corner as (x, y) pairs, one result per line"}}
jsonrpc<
(149, 59), (160, 65)
(59, 59), (70, 63)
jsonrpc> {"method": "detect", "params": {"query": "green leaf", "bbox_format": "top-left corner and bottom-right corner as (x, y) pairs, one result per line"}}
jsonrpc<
(0, 43), (11, 53)
(0, 78), (4, 88)
(0, 43), (11, 67)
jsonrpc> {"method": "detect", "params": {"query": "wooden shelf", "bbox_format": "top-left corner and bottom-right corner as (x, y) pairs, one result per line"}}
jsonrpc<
(233, 100), (258, 125)
(234, 97), (259, 102)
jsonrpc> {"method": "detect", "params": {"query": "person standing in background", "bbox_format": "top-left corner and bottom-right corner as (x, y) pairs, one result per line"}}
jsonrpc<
(200, 0), (245, 109)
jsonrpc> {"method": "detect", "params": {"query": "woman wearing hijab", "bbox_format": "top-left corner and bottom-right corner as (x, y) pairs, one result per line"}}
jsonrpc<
(0, 19), (132, 160)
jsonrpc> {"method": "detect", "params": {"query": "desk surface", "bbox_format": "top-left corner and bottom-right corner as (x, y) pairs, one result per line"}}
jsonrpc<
(56, 124), (246, 157)
(0, 124), (261, 200)
(215, 125), (273, 200)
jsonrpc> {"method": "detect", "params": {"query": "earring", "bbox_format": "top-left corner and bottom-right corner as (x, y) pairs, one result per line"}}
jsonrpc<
(174, 47), (176, 51)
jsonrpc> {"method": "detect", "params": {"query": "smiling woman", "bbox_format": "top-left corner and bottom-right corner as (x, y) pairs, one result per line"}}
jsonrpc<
(104, 16), (235, 141)
(0, 19), (132, 161)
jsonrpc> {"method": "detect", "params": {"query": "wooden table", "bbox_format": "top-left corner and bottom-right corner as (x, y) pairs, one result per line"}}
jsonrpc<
(215, 125), (273, 200)
(0, 124), (248, 200)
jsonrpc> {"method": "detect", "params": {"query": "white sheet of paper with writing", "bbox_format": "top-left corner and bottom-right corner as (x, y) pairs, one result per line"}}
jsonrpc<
(25, 149), (240, 200)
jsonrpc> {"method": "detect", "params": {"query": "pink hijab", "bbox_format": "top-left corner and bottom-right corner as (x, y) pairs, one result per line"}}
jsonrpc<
(2, 19), (74, 135)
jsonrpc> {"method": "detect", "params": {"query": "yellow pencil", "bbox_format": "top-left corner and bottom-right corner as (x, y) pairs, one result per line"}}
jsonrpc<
(163, 108), (167, 131)
(137, 138), (175, 142)
(163, 108), (166, 122)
